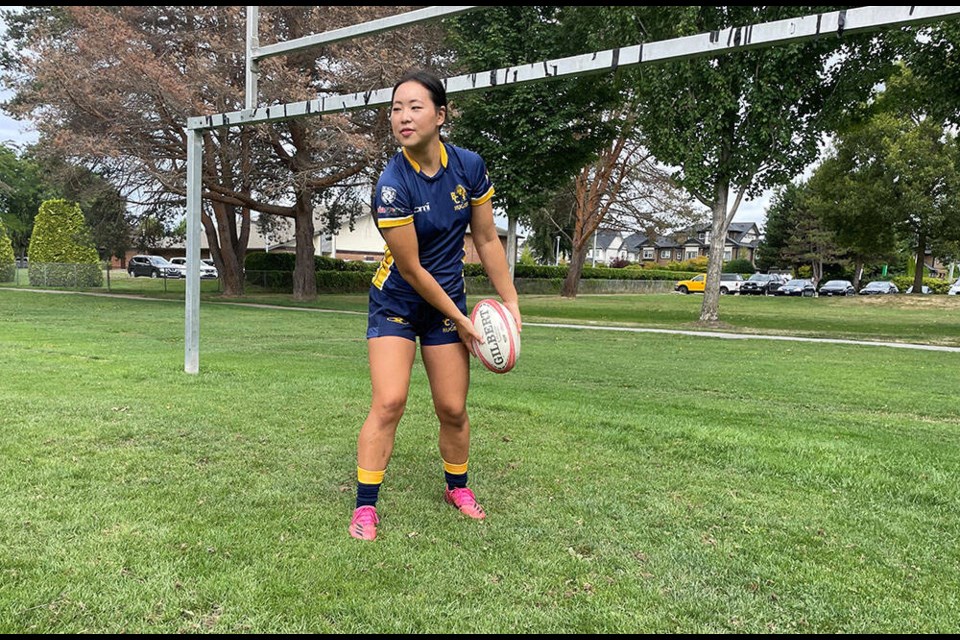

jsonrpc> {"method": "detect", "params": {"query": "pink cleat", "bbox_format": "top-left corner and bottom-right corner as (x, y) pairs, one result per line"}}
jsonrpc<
(444, 487), (486, 520)
(349, 505), (379, 541)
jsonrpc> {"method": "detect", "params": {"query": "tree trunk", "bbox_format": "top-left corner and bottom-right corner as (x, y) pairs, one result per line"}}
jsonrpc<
(699, 192), (730, 324)
(913, 230), (926, 294)
(852, 258), (863, 290)
(561, 240), (588, 298)
(293, 197), (317, 301)
(207, 201), (245, 297)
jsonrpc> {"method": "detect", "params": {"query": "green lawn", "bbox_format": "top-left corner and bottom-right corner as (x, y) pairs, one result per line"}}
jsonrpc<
(1, 288), (959, 632)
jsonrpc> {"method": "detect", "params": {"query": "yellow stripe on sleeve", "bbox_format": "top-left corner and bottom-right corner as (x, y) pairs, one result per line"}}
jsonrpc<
(377, 214), (414, 229)
(470, 186), (495, 207)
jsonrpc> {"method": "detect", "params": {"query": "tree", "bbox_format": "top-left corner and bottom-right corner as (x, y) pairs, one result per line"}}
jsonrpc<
(825, 64), (960, 292)
(755, 183), (802, 273)
(0, 144), (49, 256)
(901, 20), (960, 125)
(558, 113), (701, 297)
(27, 198), (102, 286)
(447, 6), (622, 270)
(628, 6), (891, 324)
(2, 6), (443, 299)
(0, 218), (14, 281)
(37, 157), (131, 262)
(804, 149), (898, 289)
(780, 195), (845, 285)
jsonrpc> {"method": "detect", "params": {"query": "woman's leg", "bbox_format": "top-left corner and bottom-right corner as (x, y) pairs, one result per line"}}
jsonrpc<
(357, 336), (417, 472)
(421, 341), (471, 463)
(350, 336), (416, 540)
(421, 341), (485, 519)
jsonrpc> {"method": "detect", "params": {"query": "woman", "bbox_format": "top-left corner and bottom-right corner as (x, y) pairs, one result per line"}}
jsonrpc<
(349, 70), (521, 541)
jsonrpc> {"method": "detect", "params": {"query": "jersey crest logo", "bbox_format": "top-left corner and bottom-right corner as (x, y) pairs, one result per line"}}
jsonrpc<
(450, 184), (469, 211)
(381, 186), (397, 205)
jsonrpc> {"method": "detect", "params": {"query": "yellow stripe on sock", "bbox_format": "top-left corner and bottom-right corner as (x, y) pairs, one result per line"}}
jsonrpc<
(357, 466), (385, 485)
(443, 459), (468, 475)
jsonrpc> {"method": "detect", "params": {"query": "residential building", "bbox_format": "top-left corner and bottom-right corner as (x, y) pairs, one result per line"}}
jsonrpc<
(636, 222), (761, 266)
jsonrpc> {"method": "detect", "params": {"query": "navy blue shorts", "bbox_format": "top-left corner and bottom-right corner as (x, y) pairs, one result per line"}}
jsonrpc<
(366, 285), (467, 346)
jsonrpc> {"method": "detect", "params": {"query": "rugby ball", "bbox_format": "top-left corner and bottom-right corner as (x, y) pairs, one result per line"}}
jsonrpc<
(470, 298), (520, 374)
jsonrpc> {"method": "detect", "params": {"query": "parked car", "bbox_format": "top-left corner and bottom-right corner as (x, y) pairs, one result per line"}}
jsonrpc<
(949, 279), (960, 296)
(818, 279), (856, 296)
(859, 281), (899, 295)
(719, 273), (745, 295)
(740, 273), (781, 295)
(765, 275), (789, 296)
(674, 273), (743, 294)
(904, 285), (932, 294)
(127, 255), (182, 279)
(169, 257), (218, 279)
(772, 278), (816, 297)
(674, 274), (705, 294)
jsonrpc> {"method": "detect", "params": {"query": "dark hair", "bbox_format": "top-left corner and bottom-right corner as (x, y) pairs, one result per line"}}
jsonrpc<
(392, 69), (447, 110)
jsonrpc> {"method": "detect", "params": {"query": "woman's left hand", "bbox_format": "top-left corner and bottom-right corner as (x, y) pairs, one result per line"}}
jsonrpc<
(503, 300), (522, 333)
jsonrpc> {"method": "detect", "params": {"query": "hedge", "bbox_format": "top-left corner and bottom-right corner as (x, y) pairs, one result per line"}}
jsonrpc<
(464, 262), (700, 281)
(27, 199), (102, 287)
(0, 219), (14, 283)
(244, 251), (377, 273)
(243, 252), (700, 294)
(890, 275), (952, 294)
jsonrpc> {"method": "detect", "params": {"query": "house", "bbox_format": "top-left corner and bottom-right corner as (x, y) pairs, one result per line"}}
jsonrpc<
(636, 222), (761, 266)
(586, 230), (643, 265)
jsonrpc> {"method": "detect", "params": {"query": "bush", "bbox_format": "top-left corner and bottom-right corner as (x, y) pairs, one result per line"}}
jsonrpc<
(315, 270), (373, 293)
(656, 257), (709, 272)
(0, 219), (14, 282)
(608, 257), (632, 269)
(27, 199), (102, 287)
(245, 251), (377, 274)
(723, 258), (755, 274)
(891, 275), (951, 294)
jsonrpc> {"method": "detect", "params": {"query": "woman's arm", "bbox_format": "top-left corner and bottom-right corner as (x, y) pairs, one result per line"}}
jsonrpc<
(380, 223), (483, 349)
(470, 200), (521, 330)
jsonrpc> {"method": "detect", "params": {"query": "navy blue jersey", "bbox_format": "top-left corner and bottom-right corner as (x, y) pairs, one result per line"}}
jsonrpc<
(372, 142), (494, 299)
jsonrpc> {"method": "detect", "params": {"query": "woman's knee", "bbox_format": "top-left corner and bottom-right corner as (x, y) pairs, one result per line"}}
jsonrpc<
(371, 395), (408, 425)
(434, 401), (468, 428)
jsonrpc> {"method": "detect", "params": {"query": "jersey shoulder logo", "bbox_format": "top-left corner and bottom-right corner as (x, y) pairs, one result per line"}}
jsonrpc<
(381, 186), (397, 205)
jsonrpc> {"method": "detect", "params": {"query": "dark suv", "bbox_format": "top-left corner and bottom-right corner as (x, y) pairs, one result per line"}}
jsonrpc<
(127, 255), (182, 278)
(740, 273), (780, 295)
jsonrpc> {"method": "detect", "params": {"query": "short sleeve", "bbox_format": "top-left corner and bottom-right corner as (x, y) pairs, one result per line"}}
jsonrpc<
(467, 154), (495, 207)
(373, 179), (414, 229)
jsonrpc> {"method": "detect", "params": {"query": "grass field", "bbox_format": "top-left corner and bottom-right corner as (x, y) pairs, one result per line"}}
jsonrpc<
(1, 288), (959, 632)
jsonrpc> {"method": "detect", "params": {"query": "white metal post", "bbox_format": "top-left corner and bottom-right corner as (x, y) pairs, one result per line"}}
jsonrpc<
(185, 129), (203, 374)
(245, 6), (259, 110)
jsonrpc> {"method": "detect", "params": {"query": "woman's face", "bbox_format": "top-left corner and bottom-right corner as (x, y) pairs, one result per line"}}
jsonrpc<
(391, 80), (445, 151)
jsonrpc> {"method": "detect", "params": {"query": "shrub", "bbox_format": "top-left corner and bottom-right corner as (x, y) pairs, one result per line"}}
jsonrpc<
(27, 199), (102, 287)
(723, 258), (755, 274)
(608, 257), (632, 269)
(0, 218), (14, 282)
(891, 275), (951, 294)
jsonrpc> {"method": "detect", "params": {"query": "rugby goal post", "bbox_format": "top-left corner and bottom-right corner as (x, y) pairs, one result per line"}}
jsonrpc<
(184, 5), (960, 373)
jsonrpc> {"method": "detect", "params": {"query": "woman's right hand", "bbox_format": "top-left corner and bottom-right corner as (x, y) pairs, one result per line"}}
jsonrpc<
(455, 314), (483, 356)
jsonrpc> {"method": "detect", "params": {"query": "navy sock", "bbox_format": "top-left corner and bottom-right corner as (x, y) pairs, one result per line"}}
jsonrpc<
(444, 471), (468, 490)
(356, 482), (381, 508)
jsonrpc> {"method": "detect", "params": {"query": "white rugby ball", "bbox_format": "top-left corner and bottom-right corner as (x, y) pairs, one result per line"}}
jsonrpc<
(470, 298), (520, 374)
